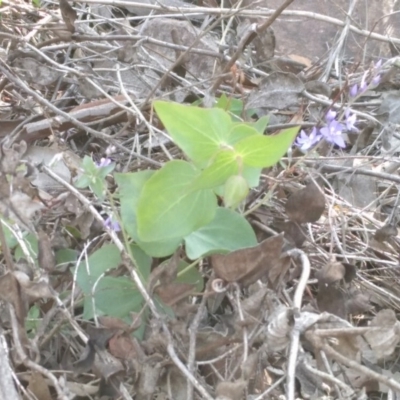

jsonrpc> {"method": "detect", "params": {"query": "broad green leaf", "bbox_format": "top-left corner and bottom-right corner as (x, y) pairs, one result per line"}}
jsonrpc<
(242, 166), (262, 188)
(83, 276), (143, 320)
(75, 244), (121, 294)
(184, 207), (257, 259)
(116, 171), (181, 257)
(137, 160), (217, 242)
(154, 101), (233, 165)
(228, 124), (259, 145)
(129, 244), (151, 282)
(252, 116), (269, 134)
(177, 260), (204, 292)
(235, 126), (299, 167)
(56, 248), (78, 266)
(190, 149), (239, 191)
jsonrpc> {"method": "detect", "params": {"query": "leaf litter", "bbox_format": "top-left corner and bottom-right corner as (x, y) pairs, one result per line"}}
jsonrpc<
(1, 0), (400, 399)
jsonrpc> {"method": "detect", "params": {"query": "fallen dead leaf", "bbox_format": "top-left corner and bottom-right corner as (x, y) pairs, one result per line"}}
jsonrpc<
(211, 234), (285, 287)
(27, 372), (52, 400)
(285, 181), (326, 224)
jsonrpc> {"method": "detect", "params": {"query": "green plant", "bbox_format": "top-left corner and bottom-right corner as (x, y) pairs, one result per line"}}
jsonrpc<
(116, 101), (299, 258)
(75, 156), (115, 201)
(74, 99), (299, 325)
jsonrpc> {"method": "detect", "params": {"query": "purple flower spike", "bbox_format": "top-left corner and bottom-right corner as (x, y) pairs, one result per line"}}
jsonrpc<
(104, 216), (121, 232)
(375, 59), (383, 69)
(295, 127), (322, 151)
(350, 84), (358, 97)
(320, 120), (346, 148)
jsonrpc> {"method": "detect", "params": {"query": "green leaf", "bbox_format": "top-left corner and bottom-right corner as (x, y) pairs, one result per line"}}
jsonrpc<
(83, 276), (143, 320)
(74, 174), (91, 189)
(56, 248), (78, 266)
(242, 166), (262, 188)
(82, 155), (97, 174)
(235, 126), (299, 167)
(116, 171), (182, 257)
(137, 160), (217, 242)
(190, 149), (239, 191)
(252, 116), (269, 134)
(154, 101), (233, 165)
(129, 244), (151, 282)
(228, 124), (259, 145)
(184, 207), (257, 259)
(99, 163), (115, 177)
(75, 244), (121, 294)
(90, 178), (105, 200)
(177, 260), (204, 292)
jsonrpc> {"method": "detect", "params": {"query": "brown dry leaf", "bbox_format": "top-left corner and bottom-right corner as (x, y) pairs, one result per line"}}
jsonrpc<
(37, 230), (56, 271)
(278, 220), (307, 247)
(93, 346), (124, 380)
(241, 351), (259, 381)
(59, 0), (77, 33)
(22, 280), (54, 301)
(154, 282), (195, 306)
(285, 181), (325, 224)
(316, 284), (347, 319)
(364, 309), (400, 360)
(374, 223), (398, 242)
(264, 306), (291, 352)
(73, 340), (96, 373)
(74, 211), (94, 239)
(12, 57), (62, 86)
(304, 80), (332, 97)
(246, 71), (305, 111)
(1, 141), (27, 174)
(148, 249), (181, 291)
(316, 261), (346, 285)
(137, 356), (163, 398)
(215, 380), (248, 400)
(253, 27), (275, 65)
(346, 291), (372, 315)
(108, 332), (140, 361)
(211, 234), (284, 287)
(98, 315), (132, 332)
(27, 372), (52, 400)
(0, 272), (27, 324)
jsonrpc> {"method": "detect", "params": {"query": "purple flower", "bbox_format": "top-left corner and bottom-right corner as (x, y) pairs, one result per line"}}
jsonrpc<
(350, 84), (358, 97)
(295, 127), (322, 151)
(104, 216), (121, 232)
(375, 59), (382, 69)
(325, 110), (337, 122)
(371, 74), (381, 86)
(96, 158), (112, 168)
(344, 109), (358, 132)
(320, 120), (346, 148)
